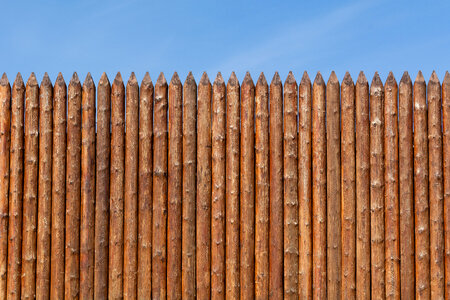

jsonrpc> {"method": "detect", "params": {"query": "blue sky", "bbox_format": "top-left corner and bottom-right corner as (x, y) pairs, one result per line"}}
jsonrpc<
(1, 0), (450, 84)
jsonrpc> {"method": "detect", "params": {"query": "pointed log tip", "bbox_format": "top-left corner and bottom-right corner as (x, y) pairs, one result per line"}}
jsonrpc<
(314, 72), (324, 85)
(70, 72), (80, 85)
(357, 71), (367, 84)
(429, 70), (439, 83)
(170, 72), (181, 85)
(214, 72), (224, 85)
(415, 71), (425, 83)
(84, 72), (94, 87)
(285, 71), (296, 84)
(113, 72), (123, 84)
(443, 71), (450, 85)
(41, 72), (52, 86)
(14, 73), (24, 87)
(127, 72), (138, 86)
(228, 71), (239, 86)
(257, 72), (267, 85)
(0, 73), (8, 86)
(243, 71), (254, 85)
(156, 72), (167, 85)
(55, 72), (65, 86)
(185, 71), (195, 85)
(141, 72), (152, 86)
(199, 72), (210, 85)
(271, 72), (281, 85)
(300, 71), (310, 84)
(386, 71), (397, 85)
(400, 71), (411, 84)
(342, 71), (353, 84)
(328, 71), (338, 84)
(371, 72), (382, 86)
(27, 72), (38, 86)
(99, 72), (110, 86)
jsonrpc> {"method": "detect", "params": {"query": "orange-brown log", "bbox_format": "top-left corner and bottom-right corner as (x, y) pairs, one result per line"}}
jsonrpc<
(443, 71), (450, 300)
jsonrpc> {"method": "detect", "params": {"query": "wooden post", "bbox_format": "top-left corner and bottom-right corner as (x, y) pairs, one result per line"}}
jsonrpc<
(312, 72), (327, 299)
(152, 72), (168, 299)
(241, 72), (255, 300)
(124, 73), (139, 299)
(226, 72), (240, 299)
(211, 72), (226, 300)
(95, 72), (110, 299)
(50, 73), (66, 300)
(0, 74), (10, 300)
(414, 71), (430, 299)
(428, 71), (444, 299)
(355, 71), (371, 300)
(182, 72), (196, 300)
(168, 72), (182, 300)
(138, 72), (153, 299)
(384, 72), (400, 300)
(109, 72), (125, 299)
(255, 72), (269, 300)
(398, 71), (415, 299)
(22, 73), (39, 299)
(284, 71), (298, 299)
(298, 71), (312, 300)
(80, 73), (96, 299)
(370, 72), (385, 300)
(326, 71), (341, 299)
(65, 72), (82, 300)
(341, 72), (356, 300)
(37, 73), (52, 299)
(442, 71), (450, 300)
(197, 72), (212, 299)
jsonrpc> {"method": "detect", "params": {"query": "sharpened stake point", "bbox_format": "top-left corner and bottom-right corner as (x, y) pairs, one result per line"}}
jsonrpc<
(357, 71), (367, 84)
(430, 70), (439, 82)
(99, 72), (110, 86)
(257, 72), (267, 85)
(343, 71), (353, 84)
(84, 72), (94, 87)
(243, 72), (254, 86)
(300, 71), (310, 84)
(199, 72), (210, 85)
(141, 72), (152, 87)
(0, 73), (8, 85)
(56, 72), (65, 85)
(27, 72), (38, 86)
(271, 72), (281, 85)
(128, 72), (138, 83)
(14, 72), (24, 87)
(314, 72), (325, 85)
(41, 72), (51, 86)
(156, 72), (167, 85)
(371, 72), (383, 86)
(416, 71), (425, 82)
(285, 71), (296, 84)
(214, 72), (224, 85)
(114, 72), (123, 84)
(170, 72), (181, 85)
(185, 71), (195, 84)
(443, 71), (450, 84)
(328, 71), (338, 84)
(386, 71), (396, 85)
(400, 71), (411, 84)
(228, 71), (239, 86)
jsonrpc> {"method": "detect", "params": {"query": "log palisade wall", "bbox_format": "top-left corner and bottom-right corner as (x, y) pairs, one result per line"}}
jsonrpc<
(0, 70), (449, 299)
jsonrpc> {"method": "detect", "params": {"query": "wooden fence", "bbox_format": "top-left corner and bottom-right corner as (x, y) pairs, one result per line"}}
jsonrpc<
(0, 70), (448, 299)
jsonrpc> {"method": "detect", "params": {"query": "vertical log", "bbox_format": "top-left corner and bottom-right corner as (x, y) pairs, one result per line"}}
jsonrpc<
(22, 73), (39, 299)
(0, 74), (10, 300)
(356, 71), (371, 300)
(109, 72), (125, 299)
(80, 73), (96, 299)
(241, 72), (255, 300)
(152, 72), (168, 299)
(50, 73), (66, 300)
(138, 72), (153, 299)
(7, 74), (24, 300)
(226, 72), (240, 299)
(255, 72), (269, 300)
(384, 72), (400, 300)
(341, 72), (356, 300)
(182, 72), (196, 300)
(167, 72), (182, 300)
(398, 71), (415, 299)
(283, 71), (298, 299)
(312, 72), (327, 299)
(65, 72), (81, 300)
(414, 71), (430, 299)
(326, 71), (341, 300)
(370, 72), (385, 300)
(37, 73), (52, 299)
(95, 72), (110, 299)
(298, 71), (312, 300)
(442, 71), (450, 300)
(124, 72), (139, 299)
(211, 73), (226, 300)
(197, 72), (212, 299)
(428, 71), (444, 299)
